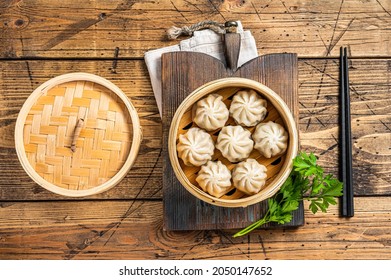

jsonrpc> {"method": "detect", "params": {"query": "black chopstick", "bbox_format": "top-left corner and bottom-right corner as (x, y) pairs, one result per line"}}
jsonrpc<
(339, 46), (354, 217)
(339, 47), (348, 215)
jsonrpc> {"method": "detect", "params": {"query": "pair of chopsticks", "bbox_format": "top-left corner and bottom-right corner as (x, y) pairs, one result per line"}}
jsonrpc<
(339, 46), (354, 217)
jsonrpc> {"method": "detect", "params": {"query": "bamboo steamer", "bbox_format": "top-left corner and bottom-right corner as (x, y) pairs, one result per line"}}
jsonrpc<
(169, 77), (298, 208)
(15, 73), (142, 197)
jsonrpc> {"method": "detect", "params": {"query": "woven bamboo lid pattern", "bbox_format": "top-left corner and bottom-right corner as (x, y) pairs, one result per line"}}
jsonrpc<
(15, 73), (142, 197)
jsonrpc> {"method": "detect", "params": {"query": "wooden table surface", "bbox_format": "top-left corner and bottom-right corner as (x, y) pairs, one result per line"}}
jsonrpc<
(1, 0), (391, 260)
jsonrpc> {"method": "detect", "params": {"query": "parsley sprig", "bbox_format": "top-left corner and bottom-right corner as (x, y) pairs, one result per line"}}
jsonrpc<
(233, 152), (343, 237)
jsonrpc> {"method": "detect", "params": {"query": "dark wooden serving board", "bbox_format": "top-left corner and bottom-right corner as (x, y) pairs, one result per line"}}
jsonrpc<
(161, 51), (304, 231)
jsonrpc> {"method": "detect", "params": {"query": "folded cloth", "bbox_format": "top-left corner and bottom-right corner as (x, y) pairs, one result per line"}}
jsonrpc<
(144, 21), (259, 117)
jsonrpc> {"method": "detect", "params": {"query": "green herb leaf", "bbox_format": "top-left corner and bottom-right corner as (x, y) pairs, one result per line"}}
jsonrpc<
(233, 151), (343, 237)
(281, 200), (300, 213)
(272, 212), (293, 224)
(309, 201), (319, 214)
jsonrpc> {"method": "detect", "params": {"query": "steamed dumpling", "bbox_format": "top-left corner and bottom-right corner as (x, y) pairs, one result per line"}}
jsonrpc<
(232, 159), (267, 195)
(177, 127), (214, 166)
(196, 161), (232, 197)
(229, 89), (267, 127)
(216, 125), (254, 162)
(253, 121), (288, 158)
(193, 94), (229, 131)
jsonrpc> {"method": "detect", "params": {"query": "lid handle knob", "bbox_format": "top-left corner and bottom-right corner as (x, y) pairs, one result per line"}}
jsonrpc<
(71, 118), (85, 153)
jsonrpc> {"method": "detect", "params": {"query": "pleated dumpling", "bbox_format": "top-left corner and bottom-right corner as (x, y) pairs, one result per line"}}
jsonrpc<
(253, 121), (288, 158)
(216, 125), (254, 162)
(192, 94), (229, 131)
(232, 159), (267, 195)
(196, 161), (232, 197)
(229, 89), (267, 127)
(177, 127), (214, 166)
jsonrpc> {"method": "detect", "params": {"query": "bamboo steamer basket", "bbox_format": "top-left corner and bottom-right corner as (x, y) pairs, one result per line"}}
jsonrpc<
(169, 77), (298, 208)
(15, 73), (142, 197)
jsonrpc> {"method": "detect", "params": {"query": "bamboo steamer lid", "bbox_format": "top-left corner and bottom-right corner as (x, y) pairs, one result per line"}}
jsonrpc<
(169, 78), (298, 208)
(15, 73), (142, 197)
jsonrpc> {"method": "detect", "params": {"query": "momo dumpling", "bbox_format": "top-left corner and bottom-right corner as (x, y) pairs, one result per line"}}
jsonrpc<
(232, 159), (267, 195)
(216, 125), (254, 162)
(177, 127), (214, 166)
(253, 121), (288, 158)
(229, 89), (267, 127)
(196, 161), (232, 197)
(192, 94), (229, 131)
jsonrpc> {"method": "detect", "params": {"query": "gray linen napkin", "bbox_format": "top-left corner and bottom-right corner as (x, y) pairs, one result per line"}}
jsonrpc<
(144, 21), (259, 117)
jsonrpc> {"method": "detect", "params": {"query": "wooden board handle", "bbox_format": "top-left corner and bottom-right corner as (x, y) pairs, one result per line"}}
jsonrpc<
(224, 33), (241, 72)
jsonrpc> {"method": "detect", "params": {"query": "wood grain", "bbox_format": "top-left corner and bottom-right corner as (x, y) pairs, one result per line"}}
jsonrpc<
(1, 59), (391, 200)
(1, 1), (391, 261)
(1, 0), (391, 58)
(299, 59), (391, 196)
(1, 198), (391, 260)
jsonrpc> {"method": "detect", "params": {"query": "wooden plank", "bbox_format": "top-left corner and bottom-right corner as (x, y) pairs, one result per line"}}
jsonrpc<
(0, 60), (162, 200)
(0, 198), (390, 259)
(1, 0), (391, 58)
(0, 59), (390, 200)
(162, 52), (303, 230)
(298, 59), (391, 196)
